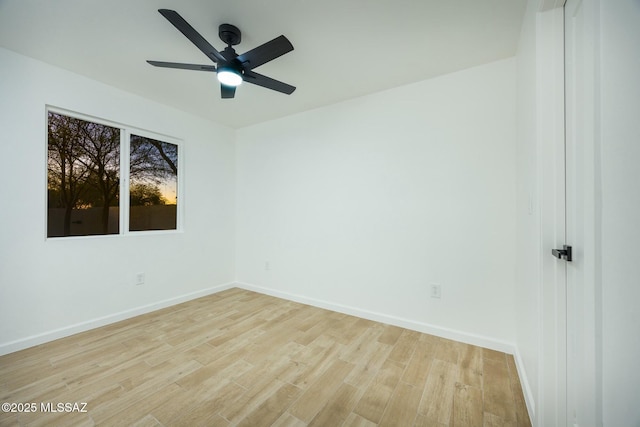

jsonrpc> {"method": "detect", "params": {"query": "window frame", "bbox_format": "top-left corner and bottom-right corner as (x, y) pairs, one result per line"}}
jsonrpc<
(45, 106), (184, 240)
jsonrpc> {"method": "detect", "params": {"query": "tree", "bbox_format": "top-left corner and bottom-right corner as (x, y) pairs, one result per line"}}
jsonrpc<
(130, 135), (177, 187)
(130, 135), (178, 208)
(78, 120), (120, 233)
(48, 113), (97, 235)
(130, 183), (167, 206)
(47, 112), (120, 236)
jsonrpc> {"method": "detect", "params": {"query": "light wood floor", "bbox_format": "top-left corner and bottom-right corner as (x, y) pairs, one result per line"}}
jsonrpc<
(0, 288), (530, 427)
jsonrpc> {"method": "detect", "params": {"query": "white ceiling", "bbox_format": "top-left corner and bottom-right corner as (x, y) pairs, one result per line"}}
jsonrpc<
(0, 0), (526, 129)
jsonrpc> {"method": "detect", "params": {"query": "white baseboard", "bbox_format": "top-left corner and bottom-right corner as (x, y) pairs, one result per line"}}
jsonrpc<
(234, 281), (516, 354)
(0, 282), (236, 356)
(513, 346), (536, 425)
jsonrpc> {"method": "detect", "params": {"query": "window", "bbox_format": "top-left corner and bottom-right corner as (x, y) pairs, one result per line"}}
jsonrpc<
(47, 109), (180, 238)
(129, 135), (178, 231)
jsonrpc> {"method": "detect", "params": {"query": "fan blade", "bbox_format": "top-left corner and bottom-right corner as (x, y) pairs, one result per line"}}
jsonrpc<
(243, 70), (296, 95)
(147, 60), (216, 72)
(236, 35), (293, 70)
(158, 9), (226, 64)
(221, 84), (236, 99)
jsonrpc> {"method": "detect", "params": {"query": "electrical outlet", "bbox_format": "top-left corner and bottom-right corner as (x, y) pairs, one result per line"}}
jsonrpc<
(430, 284), (441, 299)
(265, 261), (271, 271)
(136, 273), (145, 286)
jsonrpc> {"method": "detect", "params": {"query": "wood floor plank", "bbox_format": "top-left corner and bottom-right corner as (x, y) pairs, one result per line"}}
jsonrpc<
(96, 383), (183, 426)
(291, 308), (330, 334)
(483, 347), (506, 362)
(339, 323), (385, 364)
(90, 360), (201, 422)
(236, 382), (302, 427)
(288, 341), (345, 389)
(307, 382), (360, 427)
(414, 413), (449, 427)
(175, 355), (252, 391)
(272, 412), (306, 427)
(378, 381), (422, 427)
(24, 411), (93, 427)
(343, 412), (378, 427)
(181, 342), (223, 366)
(64, 359), (150, 392)
(343, 341), (393, 389)
(483, 412), (517, 427)
(325, 314), (368, 345)
(507, 355), (531, 427)
(458, 344), (484, 389)
(220, 374), (293, 423)
(2, 374), (67, 403)
(242, 324), (304, 366)
(377, 324), (404, 346)
(401, 338), (434, 388)
(234, 342), (303, 389)
(353, 358), (405, 423)
(418, 358), (459, 425)
(0, 412), (19, 427)
(483, 357), (517, 422)
(154, 381), (244, 426)
(386, 329), (420, 365)
(452, 382), (483, 427)
(82, 385), (126, 414)
(130, 414), (163, 427)
(434, 337), (462, 364)
(0, 289), (531, 426)
(288, 358), (354, 422)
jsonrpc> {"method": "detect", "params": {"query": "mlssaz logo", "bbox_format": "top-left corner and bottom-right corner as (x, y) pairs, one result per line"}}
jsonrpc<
(40, 402), (88, 413)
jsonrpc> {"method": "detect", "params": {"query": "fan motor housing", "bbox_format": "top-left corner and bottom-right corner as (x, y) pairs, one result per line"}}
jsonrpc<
(219, 24), (241, 46)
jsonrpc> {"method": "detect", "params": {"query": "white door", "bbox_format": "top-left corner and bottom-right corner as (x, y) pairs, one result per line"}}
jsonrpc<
(564, 0), (599, 425)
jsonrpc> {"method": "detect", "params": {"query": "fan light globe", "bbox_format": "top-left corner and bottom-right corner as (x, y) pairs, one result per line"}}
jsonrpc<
(217, 69), (242, 86)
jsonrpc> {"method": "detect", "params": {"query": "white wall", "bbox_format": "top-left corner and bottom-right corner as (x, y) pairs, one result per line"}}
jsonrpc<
(599, 1), (640, 424)
(236, 58), (517, 349)
(0, 48), (236, 354)
(515, 2), (541, 418)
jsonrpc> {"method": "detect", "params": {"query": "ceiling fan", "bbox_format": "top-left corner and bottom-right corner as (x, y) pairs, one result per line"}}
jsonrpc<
(147, 9), (295, 99)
